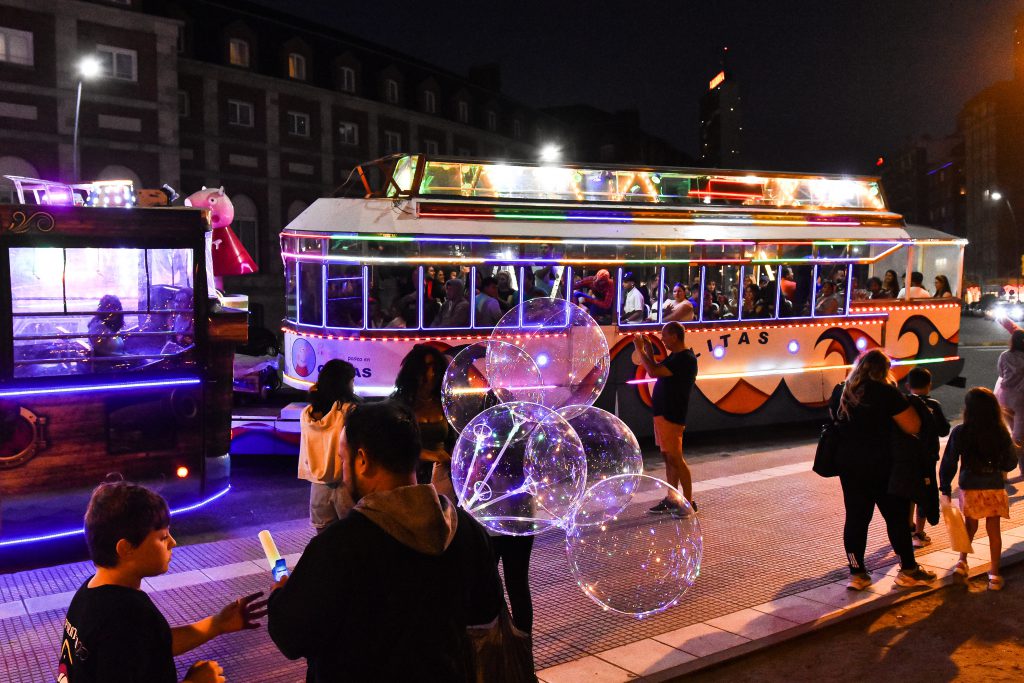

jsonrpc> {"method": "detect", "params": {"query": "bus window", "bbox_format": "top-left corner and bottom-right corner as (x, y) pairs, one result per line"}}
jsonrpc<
(370, 266), (418, 329)
(326, 264), (364, 329)
(298, 262), (324, 326)
(428, 264), (472, 329)
(779, 264), (813, 317)
(701, 265), (741, 321)
(618, 268), (649, 327)
(572, 267), (616, 325)
(471, 264), (518, 328)
(285, 261), (297, 321)
(813, 264), (850, 316)
(660, 265), (699, 323)
(10, 247), (195, 378)
(914, 244), (961, 298)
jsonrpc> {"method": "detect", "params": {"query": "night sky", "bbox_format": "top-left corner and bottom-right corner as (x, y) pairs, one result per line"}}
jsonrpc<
(255, 0), (1024, 175)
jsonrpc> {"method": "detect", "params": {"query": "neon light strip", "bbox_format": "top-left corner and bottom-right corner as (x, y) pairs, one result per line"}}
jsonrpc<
(625, 355), (961, 384)
(280, 252), (746, 265)
(0, 377), (201, 398)
(422, 209), (868, 227)
(448, 384), (559, 395)
(0, 486), (232, 548)
(290, 232), (757, 247)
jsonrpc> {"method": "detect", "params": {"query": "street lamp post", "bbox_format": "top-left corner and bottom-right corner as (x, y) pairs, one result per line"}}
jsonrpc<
(73, 56), (101, 182)
(989, 190), (1021, 300)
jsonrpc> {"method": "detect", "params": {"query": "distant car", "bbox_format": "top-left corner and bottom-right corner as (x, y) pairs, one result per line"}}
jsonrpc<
(987, 300), (1024, 322)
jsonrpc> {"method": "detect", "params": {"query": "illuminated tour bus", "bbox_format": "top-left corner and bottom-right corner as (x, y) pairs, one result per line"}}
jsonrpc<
(0, 177), (245, 548)
(279, 155), (966, 437)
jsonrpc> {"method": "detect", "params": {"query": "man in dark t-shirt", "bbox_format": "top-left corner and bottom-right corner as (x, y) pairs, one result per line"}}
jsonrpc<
(59, 483), (266, 683)
(633, 321), (699, 514)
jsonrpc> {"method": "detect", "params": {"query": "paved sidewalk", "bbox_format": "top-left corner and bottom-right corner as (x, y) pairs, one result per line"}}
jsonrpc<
(3, 439), (1024, 682)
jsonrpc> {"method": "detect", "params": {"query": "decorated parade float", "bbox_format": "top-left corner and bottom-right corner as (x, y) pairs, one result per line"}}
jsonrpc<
(239, 154), (966, 452)
(0, 176), (248, 549)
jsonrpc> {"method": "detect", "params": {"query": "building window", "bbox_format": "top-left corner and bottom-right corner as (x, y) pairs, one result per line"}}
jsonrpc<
(177, 90), (190, 118)
(487, 110), (497, 131)
(228, 99), (254, 127)
(339, 66), (356, 93)
(384, 130), (401, 154)
(386, 79), (400, 104)
(513, 119), (522, 139)
(457, 146), (472, 157)
(287, 111), (309, 137)
(229, 38), (250, 67)
(424, 90), (436, 114)
(424, 139), (439, 156)
(97, 45), (137, 81)
(0, 27), (34, 66)
(458, 101), (470, 124)
(288, 53), (306, 80)
(337, 121), (358, 145)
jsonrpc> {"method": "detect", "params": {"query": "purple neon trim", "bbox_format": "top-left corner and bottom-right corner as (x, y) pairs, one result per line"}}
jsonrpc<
(0, 486), (232, 548)
(0, 377), (200, 398)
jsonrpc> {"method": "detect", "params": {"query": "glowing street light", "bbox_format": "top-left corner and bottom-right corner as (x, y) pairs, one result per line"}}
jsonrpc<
(539, 144), (562, 163)
(73, 56), (102, 181)
(987, 189), (1021, 293)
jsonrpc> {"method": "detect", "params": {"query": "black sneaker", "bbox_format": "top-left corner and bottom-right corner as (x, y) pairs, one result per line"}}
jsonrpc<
(648, 498), (673, 515)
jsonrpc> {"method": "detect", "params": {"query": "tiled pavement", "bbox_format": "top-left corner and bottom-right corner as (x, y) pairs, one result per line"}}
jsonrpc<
(4, 440), (1024, 682)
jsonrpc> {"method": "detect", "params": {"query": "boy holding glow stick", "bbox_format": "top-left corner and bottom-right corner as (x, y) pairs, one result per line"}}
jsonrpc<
(58, 482), (267, 683)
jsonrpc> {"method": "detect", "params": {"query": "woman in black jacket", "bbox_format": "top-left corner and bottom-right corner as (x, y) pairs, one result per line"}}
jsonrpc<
(830, 350), (936, 590)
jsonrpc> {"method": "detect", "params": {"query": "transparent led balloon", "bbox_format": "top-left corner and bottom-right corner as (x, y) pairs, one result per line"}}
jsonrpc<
(558, 405), (643, 490)
(451, 401), (587, 535)
(442, 341), (543, 434)
(490, 298), (609, 419)
(566, 475), (702, 616)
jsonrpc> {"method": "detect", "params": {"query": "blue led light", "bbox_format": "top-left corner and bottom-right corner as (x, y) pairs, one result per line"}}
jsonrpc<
(0, 485), (231, 548)
(788, 340), (800, 354)
(856, 338), (868, 350)
(0, 377), (201, 399)
(712, 346), (725, 359)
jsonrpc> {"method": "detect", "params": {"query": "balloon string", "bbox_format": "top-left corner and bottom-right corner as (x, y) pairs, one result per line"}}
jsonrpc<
(464, 418), (539, 508)
(468, 480), (532, 514)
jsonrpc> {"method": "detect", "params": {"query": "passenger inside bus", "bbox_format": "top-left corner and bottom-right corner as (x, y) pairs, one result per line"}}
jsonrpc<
(522, 269), (547, 300)
(662, 283), (695, 322)
(88, 294), (126, 357)
(572, 269), (615, 323)
(495, 271), (518, 313)
(475, 276), (503, 327)
(814, 280), (841, 315)
(431, 278), (470, 327)
(621, 272), (646, 322)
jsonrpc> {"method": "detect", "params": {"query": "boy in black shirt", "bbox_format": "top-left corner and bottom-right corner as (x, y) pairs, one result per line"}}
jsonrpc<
(632, 321), (699, 513)
(58, 483), (267, 683)
(906, 368), (951, 548)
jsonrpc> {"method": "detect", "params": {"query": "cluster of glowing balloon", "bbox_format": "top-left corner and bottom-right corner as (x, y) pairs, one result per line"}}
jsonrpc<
(450, 402), (587, 536)
(438, 297), (702, 617)
(490, 298), (609, 418)
(441, 341), (543, 433)
(565, 475), (703, 616)
(557, 405), (643, 489)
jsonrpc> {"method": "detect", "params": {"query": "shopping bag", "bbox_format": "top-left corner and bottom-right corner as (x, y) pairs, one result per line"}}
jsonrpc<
(941, 496), (973, 555)
(465, 605), (536, 683)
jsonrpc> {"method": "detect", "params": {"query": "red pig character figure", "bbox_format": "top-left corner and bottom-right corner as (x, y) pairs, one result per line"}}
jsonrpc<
(184, 187), (257, 287)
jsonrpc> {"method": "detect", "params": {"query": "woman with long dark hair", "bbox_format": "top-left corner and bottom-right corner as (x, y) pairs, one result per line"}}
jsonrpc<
(299, 359), (359, 532)
(392, 344), (455, 498)
(879, 270), (900, 299)
(933, 275), (953, 298)
(940, 388), (1019, 589)
(830, 350), (935, 590)
(995, 329), (1024, 474)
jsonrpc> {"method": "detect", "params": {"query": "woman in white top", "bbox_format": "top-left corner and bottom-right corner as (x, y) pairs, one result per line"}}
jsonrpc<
(995, 329), (1024, 473)
(298, 359), (360, 533)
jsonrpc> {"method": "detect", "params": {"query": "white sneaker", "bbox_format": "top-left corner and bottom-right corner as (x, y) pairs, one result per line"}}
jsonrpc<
(847, 572), (873, 591)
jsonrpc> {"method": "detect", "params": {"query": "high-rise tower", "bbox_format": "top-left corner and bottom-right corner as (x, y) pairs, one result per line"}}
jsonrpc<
(699, 47), (742, 167)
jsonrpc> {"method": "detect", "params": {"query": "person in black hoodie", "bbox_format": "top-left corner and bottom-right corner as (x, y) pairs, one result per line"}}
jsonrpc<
(904, 368), (950, 548)
(267, 400), (503, 682)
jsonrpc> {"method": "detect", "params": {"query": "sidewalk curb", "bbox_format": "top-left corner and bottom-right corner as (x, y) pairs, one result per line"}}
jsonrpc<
(619, 541), (1024, 682)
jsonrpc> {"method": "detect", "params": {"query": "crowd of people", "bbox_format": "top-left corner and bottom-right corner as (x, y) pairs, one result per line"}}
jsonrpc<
(59, 313), (1024, 682)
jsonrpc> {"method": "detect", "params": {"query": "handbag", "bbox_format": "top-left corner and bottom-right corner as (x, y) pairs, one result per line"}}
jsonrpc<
(941, 496), (974, 555)
(812, 418), (844, 478)
(465, 605), (536, 683)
